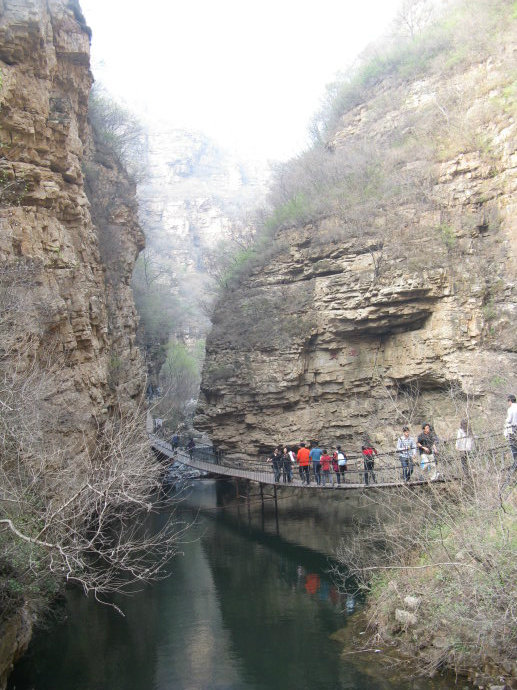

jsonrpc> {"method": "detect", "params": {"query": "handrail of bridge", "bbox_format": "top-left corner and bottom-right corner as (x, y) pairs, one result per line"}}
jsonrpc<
(150, 432), (514, 489)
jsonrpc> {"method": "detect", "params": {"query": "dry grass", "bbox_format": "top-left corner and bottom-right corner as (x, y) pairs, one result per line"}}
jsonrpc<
(336, 433), (517, 682)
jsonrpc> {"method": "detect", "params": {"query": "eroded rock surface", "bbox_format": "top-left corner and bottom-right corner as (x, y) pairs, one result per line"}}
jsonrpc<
(196, 42), (517, 459)
(0, 0), (145, 443)
(0, 2), (145, 680)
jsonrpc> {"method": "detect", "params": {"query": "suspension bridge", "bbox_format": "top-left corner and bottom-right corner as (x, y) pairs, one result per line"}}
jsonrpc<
(149, 436), (458, 490)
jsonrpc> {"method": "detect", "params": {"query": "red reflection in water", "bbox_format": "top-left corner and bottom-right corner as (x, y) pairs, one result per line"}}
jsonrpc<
(305, 573), (320, 595)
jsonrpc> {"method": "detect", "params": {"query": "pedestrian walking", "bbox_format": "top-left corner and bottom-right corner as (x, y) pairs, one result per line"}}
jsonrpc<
(186, 437), (195, 459)
(170, 433), (180, 452)
(396, 426), (416, 481)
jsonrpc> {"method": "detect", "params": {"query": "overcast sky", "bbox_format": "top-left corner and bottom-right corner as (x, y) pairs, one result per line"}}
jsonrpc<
(80, 0), (403, 162)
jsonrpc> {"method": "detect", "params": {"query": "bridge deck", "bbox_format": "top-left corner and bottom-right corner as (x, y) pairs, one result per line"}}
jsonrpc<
(151, 438), (436, 490)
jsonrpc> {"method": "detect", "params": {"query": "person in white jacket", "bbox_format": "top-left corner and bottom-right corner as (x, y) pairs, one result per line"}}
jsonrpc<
(504, 394), (517, 468)
(456, 419), (474, 476)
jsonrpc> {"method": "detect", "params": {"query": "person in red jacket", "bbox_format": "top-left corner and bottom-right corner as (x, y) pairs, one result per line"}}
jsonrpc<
(361, 439), (378, 485)
(296, 443), (310, 485)
(320, 449), (332, 486)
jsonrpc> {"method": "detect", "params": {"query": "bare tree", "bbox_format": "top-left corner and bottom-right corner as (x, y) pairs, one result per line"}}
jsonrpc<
(0, 263), (182, 614)
(393, 0), (436, 40)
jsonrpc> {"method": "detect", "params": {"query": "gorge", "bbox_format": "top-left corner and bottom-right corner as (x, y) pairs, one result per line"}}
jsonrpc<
(0, 0), (516, 688)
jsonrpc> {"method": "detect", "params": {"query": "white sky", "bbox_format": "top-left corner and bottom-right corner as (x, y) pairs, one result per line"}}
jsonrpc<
(80, 0), (403, 162)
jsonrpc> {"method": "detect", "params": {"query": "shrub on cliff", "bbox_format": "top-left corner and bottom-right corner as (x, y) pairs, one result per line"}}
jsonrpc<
(88, 84), (146, 180)
(229, 0), (515, 293)
(312, 0), (514, 139)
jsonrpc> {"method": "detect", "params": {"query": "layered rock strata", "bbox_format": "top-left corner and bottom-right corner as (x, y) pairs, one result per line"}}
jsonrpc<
(0, 0), (145, 442)
(0, 0), (145, 679)
(196, 40), (517, 459)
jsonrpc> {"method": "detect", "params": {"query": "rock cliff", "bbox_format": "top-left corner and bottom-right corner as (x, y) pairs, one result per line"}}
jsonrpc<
(0, 0), (145, 444)
(0, 0), (145, 680)
(196, 16), (517, 458)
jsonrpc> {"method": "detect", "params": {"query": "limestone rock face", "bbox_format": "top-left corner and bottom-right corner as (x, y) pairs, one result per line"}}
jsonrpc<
(0, 0), (145, 443)
(196, 45), (517, 459)
(138, 128), (266, 266)
(0, 3), (145, 679)
(134, 127), (266, 386)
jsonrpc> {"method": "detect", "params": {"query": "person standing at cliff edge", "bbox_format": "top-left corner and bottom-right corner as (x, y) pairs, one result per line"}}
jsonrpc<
(504, 394), (517, 470)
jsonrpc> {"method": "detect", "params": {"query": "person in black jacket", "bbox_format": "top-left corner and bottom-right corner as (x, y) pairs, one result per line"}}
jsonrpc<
(269, 447), (282, 483)
(186, 437), (195, 459)
(281, 446), (293, 483)
(417, 424), (438, 479)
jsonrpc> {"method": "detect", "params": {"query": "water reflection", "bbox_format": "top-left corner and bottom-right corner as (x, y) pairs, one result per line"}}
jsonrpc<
(10, 480), (453, 690)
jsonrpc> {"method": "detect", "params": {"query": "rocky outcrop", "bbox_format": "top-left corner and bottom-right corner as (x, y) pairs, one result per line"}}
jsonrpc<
(0, 0), (145, 442)
(134, 127), (266, 389)
(138, 128), (265, 272)
(84, 120), (145, 403)
(196, 35), (517, 458)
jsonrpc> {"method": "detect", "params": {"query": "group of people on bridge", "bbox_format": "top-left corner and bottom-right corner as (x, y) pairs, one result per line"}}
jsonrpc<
(267, 426), (441, 487)
(266, 394), (517, 486)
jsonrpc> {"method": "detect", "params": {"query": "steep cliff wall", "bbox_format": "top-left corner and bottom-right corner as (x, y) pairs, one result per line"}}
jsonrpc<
(196, 9), (517, 458)
(0, 0), (145, 442)
(0, 0), (145, 680)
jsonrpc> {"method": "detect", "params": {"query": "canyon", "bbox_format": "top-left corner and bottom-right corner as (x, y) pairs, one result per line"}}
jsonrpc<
(0, 0), (516, 687)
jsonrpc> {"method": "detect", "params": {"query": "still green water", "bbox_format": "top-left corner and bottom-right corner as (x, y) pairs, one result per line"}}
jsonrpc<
(9, 480), (454, 690)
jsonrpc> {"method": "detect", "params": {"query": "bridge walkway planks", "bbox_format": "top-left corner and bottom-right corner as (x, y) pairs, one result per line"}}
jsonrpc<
(150, 437), (437, 491)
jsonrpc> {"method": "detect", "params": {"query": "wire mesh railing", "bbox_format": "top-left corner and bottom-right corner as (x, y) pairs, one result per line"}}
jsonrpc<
(150, 430), (515, 489)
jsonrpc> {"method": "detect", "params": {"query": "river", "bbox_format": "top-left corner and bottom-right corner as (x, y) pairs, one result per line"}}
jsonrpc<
(9, 479), (455, 690)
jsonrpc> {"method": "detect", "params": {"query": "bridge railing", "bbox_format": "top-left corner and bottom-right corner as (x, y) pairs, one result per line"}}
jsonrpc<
(152, 431), (513, 487)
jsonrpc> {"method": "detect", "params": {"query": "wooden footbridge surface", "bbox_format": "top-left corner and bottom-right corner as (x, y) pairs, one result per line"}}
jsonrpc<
(150, 436), (439, 491)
